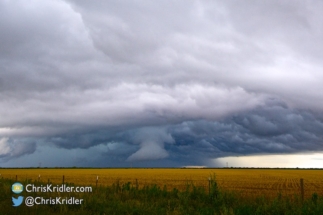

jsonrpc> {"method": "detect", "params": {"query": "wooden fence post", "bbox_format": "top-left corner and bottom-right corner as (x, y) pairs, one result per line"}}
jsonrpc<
(136, 179), (138, 190)
(208, 177), (211, 195)
(16, 175), (17, 181)
(96, 176), (98, 188)
(62, 175), (65, 184)
(300, 178), (304, 202)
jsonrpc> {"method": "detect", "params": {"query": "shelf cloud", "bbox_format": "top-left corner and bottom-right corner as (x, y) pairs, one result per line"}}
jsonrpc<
(1, 0), (323, 167)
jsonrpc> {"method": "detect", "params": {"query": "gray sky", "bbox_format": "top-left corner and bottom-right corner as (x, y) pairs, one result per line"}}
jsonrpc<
(1, 0), (323, 167)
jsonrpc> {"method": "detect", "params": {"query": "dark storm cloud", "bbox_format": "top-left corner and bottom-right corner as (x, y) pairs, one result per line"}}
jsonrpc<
(0, 137), (36, 160)
(162, 101), (323, 165)
(1, 0), (323, 166)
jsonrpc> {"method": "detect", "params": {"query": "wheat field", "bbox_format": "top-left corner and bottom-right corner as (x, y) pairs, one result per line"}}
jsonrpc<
(1, 168), (322, 198)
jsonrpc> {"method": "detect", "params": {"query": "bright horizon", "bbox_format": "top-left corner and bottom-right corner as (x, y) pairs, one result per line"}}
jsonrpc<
(214, 152), (323, 169)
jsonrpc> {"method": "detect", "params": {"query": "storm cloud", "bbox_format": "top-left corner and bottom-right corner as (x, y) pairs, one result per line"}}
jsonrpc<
(0, 0), (323, 167)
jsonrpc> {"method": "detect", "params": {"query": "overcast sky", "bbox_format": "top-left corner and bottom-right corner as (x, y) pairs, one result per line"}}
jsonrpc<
(1, 0), (323, 167)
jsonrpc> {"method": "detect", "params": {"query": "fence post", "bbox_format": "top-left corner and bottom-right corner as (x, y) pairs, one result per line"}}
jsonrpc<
(300, 178), (304, 202)
(96, 176), (98, 188)
(136, 179), (138, 190)
(62, 175), (65, 184)
(38, 174), (40, 182)
(208, 177), (211, 195)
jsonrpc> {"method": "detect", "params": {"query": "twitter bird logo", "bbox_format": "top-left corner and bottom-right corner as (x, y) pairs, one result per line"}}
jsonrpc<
(12, 196), (24, 207)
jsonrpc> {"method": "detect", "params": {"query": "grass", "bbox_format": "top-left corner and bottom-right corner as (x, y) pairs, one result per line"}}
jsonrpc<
(1, 175), (323, 214)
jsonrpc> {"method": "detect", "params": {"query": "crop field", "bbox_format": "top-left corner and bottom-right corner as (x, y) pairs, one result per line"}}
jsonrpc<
(1, 168), (323, 199)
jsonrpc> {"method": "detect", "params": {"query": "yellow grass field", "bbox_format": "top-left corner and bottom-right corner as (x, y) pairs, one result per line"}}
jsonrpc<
(1, 168), (322, 198)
